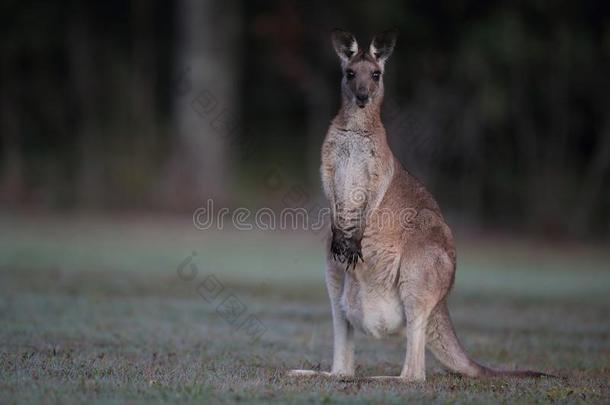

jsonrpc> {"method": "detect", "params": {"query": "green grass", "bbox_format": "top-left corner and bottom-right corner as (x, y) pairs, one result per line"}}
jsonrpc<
(0, 214), (609, 403)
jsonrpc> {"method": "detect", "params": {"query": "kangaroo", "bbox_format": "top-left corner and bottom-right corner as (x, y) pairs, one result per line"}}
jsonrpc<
(289, 29), (549, 381)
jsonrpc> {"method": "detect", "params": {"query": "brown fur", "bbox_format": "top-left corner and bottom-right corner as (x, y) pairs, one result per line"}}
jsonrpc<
(290, 29), (551, 381)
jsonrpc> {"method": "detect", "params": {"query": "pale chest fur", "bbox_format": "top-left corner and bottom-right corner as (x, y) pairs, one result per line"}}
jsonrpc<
(324, 129), (378, 204)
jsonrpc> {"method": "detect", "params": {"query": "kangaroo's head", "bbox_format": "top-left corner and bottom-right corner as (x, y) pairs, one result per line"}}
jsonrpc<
(331, 29), (397, 109)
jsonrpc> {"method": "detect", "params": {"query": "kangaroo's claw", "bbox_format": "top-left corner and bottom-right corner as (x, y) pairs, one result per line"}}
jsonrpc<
(331, 226), (363, 269)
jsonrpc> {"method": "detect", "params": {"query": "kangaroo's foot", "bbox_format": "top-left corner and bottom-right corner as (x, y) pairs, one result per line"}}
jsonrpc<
(367, 375), (425, 382)
(287, 369), (332, 377)
(287, 370), (356, 380)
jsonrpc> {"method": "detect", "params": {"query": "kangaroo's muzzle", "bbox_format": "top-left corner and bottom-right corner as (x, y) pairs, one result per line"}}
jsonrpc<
(355, 93), (369, 108)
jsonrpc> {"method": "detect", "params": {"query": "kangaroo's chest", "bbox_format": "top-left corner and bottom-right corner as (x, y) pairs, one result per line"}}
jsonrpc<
(331, 134), (376, 202)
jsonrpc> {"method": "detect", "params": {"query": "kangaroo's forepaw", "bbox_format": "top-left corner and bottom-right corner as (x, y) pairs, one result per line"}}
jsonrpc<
(343, 241), (363, 271)
(330, 229), (363, 271)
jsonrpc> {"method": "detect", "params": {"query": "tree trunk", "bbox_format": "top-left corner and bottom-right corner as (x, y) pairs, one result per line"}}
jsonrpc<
(164, 0), (242, 209)
(0, 48), (25, 206)
(69, 18), (104, 208)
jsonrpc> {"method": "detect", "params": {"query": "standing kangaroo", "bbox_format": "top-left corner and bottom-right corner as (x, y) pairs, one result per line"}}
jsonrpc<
(290, 29), (548, 381)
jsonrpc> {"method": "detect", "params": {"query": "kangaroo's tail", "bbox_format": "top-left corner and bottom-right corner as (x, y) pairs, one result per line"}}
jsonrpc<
(426, 300), (553, 378)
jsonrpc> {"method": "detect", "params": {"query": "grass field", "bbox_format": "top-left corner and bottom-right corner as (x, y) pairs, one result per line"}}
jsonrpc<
(1, 214), (609, 403)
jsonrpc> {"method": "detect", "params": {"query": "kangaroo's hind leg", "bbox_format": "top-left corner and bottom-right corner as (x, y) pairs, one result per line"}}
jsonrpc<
(368, 248), (454, 382)
(399, 248), (455, 381)
(326, 260), (355, 376)
(288, 258), (354, 378)
(398, 294), (435, 381)
(367, 294), (434, 383)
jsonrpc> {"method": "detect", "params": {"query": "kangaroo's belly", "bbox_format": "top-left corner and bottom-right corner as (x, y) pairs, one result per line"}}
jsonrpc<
(341, 274), (405, 338)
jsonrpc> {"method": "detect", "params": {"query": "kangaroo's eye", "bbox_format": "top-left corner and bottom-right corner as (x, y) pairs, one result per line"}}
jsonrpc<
(345, 69), (355, 80)
(372, 71), (381, 81)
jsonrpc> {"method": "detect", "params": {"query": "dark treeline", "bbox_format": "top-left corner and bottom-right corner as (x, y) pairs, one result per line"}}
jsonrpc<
(1, 1), (609, 239)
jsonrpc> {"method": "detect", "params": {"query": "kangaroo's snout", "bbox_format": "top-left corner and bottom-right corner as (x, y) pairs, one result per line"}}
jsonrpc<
(355, 93), (369, 108)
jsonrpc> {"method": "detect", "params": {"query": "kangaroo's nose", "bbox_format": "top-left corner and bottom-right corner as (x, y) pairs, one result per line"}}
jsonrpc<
(356, 93), (369, 102)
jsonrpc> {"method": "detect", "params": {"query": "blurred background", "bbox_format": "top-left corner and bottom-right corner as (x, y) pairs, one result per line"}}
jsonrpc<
(2, 0), (610, 239)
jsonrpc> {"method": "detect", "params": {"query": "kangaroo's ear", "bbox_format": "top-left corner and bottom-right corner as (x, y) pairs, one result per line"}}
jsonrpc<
(331, 29), (358, 65)
(369, 29), (397, 66)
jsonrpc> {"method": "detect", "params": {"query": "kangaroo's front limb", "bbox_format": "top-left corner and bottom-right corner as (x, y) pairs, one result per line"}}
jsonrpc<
(322, 145), (370, 270)
(330, 182), (368, 270)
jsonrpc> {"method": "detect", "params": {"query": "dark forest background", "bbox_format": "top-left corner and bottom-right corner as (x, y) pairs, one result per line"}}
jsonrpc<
(1, 0), (609, 240)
